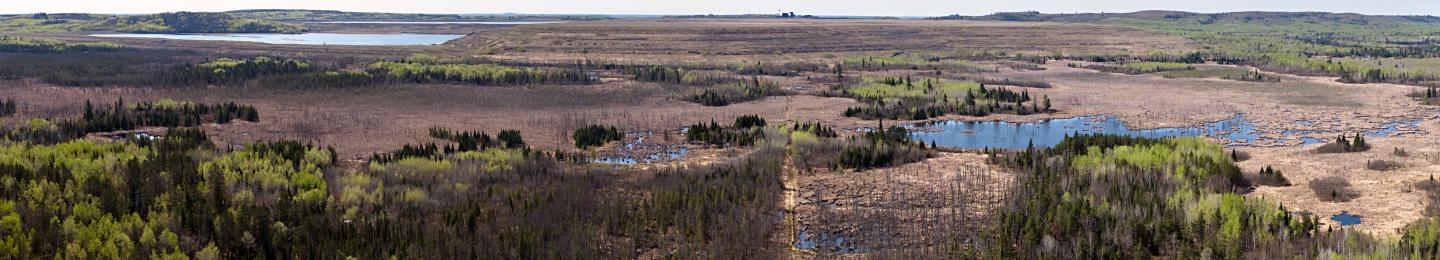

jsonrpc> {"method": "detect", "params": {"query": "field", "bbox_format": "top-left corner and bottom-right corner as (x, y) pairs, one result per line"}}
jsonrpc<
(448, 19), (1196, 62)
(1, 10), (1439, 259)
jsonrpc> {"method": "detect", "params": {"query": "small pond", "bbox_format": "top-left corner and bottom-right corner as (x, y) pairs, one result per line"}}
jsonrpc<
(591, 131), (690, 165)
(1331, 211), (1363, 226)
(795, 229), (857, 253)
(91, 33), (465, 46)
(909, 114), (1260, 150)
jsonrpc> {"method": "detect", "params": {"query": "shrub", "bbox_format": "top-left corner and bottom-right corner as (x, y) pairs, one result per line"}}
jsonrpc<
(572, 125), (624, 149)
(1249, 165), (1291, 186)
(1366, 159), (1400, 171)
(1314, 134), (1370, 153)
(1310, 175), (1361, 202)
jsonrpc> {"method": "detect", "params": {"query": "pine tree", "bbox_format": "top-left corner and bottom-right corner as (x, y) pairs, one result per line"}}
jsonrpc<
(1043, 95), (1052, 112)
(84, 100), (94, 120)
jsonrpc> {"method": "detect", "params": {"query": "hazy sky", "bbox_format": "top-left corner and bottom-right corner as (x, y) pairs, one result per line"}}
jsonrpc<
(5, 0), (1440, 16)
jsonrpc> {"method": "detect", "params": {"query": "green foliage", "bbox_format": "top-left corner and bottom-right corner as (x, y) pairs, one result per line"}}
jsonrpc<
(1106, 15), (1440, 85)
(7, 99), (261, 144)
(838, 76), (1046, 120)
(199, 57), (309, 76)
(629, 65), (737, 86)
(992, 135), (1305, 259)
(837, 126), (928, 170)
(1086, 61), (1195, 74)
(368, 61), (592, 86)
(842, 54), (997, 73)
(0, 36), (121, 53)
(686, 118), (765, 147)
(224, 9), (604, 22)
(200, 141), (332, 207)
(0, 12), (305, 33)
(572, 124), (624, 149)
(685, 76), (784, 106)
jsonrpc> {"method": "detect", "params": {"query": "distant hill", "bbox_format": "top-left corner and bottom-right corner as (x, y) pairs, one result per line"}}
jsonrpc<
(933, 11), (1440, 25)
(224, 9), (603, 22)
(0, 12), (306, 33)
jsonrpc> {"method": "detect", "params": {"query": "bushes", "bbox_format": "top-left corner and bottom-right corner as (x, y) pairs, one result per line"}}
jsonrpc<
(991, 135), (1312, 259)
(684, 76), (784, 106)
(835, 126), (929, 170)
(1366, 159), (1400, 171)
(1250, 165), (1291, 186)
(0, 36), (121, 53)
(368, 61), (591, 86)
(59, 99), (259, 139)
(1084, 62), (1195, 74)
(1418, 175), (1440, 217)
(837, 77), (1049, 120)
(685, 116), (768, 147)
(572, 124), (624, 149)
(374, 128), (525, 164)
(0, 99), (258, 144)
(1310, 175), (1361, 202)
(628, 65), (737, 86)
(0, 98), (15, 117)
(1314, 133), (1370, 153)
(113, 12), (306, 33)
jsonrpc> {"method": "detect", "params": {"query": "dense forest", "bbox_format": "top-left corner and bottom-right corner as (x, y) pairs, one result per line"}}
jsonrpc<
(977, 134), (1440, 259)
(1, 108), (1438, 258)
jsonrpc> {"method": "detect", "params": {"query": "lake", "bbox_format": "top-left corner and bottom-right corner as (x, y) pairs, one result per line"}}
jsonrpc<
(91, 33), (465, 46)
(909, 114), (1260, 150)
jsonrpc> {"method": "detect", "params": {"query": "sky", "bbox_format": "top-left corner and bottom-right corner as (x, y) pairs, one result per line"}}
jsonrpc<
(4, 0), (1440, 17)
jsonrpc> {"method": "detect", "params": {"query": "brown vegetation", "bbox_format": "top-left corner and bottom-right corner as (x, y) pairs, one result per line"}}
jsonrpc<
(1310, 175), (1361, 202)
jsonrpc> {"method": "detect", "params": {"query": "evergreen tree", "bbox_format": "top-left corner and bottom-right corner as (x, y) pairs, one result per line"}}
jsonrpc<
(1043, 95), (1052, 111)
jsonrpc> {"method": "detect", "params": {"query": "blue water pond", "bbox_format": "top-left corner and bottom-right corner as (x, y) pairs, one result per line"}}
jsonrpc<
(1331, 211), (1363, 226)
(910, 114), (1261, 150)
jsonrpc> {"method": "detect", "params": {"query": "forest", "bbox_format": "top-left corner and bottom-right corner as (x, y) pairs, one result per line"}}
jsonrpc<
(3, 114), (1435, 258)
(980, 134), (1439, 259)
(0, 8), (1438, 259)
(836, 76), (1050, 120)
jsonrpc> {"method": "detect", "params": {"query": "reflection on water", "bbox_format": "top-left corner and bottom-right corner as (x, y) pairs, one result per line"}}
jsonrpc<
(913, 114), (1428, 149)
(591, 131), (690, 165)
(795, 229), (856, 253)
(910, 114), (1260, 149)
